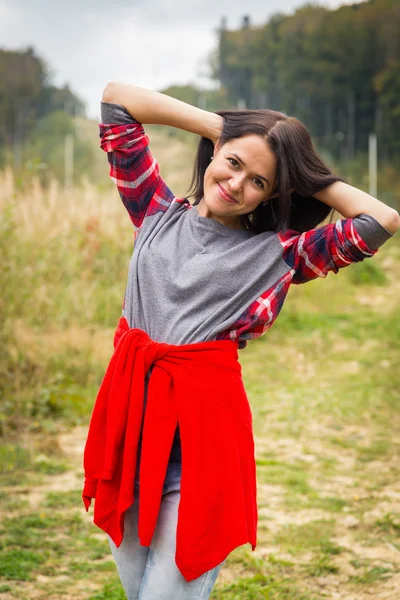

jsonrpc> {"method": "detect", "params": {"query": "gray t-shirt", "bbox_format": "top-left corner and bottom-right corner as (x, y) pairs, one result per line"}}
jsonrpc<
(101, 102), (393, 495)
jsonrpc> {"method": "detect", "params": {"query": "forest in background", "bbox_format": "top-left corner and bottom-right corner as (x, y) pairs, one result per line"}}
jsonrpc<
(0, 0), (399, 200)
(0, 46), (92, 184)
(212, 0), (399, 166)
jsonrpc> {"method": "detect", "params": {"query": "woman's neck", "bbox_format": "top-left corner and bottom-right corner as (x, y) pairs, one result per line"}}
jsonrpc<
(195, 200), (244, 231)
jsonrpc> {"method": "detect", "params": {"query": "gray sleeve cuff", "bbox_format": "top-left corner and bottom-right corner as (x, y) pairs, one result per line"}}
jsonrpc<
(352, 213), (394, 250)
(100, 101), (135, 125)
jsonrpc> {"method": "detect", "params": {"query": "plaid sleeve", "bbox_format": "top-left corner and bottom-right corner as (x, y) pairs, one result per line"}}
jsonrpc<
(278, 217), (379, 284)
(99, 119), (175, 228)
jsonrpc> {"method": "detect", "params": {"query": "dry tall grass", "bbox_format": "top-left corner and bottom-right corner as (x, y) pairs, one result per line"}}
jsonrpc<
(0, 167), (133, 431)
(0, 167), (131, 243)
(0, 128), (195, 431)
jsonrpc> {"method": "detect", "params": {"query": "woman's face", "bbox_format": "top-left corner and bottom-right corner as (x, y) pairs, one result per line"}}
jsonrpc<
(198, 134), (277, 229)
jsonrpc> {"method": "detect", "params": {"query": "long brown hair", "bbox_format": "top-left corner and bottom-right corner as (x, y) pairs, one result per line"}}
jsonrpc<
(186, 109), (346, 234)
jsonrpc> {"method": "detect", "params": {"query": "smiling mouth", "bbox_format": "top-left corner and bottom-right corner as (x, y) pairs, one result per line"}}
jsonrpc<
(218, 183), (237, 203)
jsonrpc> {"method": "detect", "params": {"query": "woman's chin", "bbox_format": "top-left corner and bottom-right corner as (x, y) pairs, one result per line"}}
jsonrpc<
(203, 194), (238, 216)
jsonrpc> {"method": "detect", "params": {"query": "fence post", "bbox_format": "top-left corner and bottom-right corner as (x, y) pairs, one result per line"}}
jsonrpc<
(368, 133), (377, 198)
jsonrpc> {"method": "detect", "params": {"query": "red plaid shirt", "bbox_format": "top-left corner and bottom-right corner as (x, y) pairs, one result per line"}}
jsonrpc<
(100, 119), (378, 347)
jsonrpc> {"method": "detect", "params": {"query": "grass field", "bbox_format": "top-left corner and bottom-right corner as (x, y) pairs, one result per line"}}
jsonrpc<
(1, 127), (399, 599)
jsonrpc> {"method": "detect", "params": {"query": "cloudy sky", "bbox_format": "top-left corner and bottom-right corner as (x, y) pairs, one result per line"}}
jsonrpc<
(1, 0), (361, 120)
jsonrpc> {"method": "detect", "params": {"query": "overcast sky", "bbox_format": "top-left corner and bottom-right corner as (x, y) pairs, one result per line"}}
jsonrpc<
(1, 0), (362, 120)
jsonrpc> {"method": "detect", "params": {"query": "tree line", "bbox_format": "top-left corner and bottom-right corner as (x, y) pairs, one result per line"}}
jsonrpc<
(0, 46), (92, 183)
(1, 0), (398, 187)
(213, 0), (399, 164)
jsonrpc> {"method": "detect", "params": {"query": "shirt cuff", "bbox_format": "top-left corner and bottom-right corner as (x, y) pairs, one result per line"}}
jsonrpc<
(352, 213), (394, 250)
(100, 101), (135, 125)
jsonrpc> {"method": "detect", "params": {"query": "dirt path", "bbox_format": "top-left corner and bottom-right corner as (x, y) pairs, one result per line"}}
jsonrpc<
(26, 427), (88, 511)
(1, 422), (399, 600)
(62, 427), (400, 598)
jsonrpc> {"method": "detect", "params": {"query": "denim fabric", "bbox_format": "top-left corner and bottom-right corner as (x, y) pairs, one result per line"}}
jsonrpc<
(108, 491), (225, 600)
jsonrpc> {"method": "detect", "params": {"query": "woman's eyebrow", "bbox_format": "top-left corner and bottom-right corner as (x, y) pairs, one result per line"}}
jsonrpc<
(230, 153), (270, 185)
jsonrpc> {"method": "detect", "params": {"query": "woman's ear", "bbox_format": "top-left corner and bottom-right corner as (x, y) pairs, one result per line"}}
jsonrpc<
(267, 191), (279, 200)
(266, 190), (280, 201)
(214, 139), (222, 155)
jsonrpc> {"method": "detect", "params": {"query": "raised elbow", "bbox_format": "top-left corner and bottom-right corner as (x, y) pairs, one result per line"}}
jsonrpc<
(386, 209), (400, 235)
(102, 82), (120, 103)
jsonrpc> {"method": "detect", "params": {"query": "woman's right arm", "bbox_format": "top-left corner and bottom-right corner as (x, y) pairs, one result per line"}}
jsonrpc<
(102, 82), (223, 143)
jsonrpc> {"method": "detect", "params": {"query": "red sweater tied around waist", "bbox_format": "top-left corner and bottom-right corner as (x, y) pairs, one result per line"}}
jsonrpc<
(82, 317), (258, 582)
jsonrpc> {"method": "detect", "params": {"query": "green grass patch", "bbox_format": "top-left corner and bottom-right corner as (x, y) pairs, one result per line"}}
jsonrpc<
(211, 547), (312, 599)
(274, 310), (350, 335)
(284, 494), (347, 513)
(308, 496), (347, 512)
(0, 506), (111, 587)
(0, 490), (29, 512)
(73, 531), (110, 560)
(0, 548), (45, 580)
(68, 559), (115, 574)
(273, 520), (340, 557)
(89, 577), (126, 600)
(0, 439), (69, 486)
(212, 572), (316, 600)
(329, 435), (362, 450)
(349, 566), (393, 584)
(357, 440), (391, 462)
(374, 513), (400, 537)
(303, 555), (339, 577)
(34, 457), (69, 475)
(256, 459), (314, 496)
(44, 490), (82, 509)
(348, 260), (388, 285)
(0, 444), (31, 477)
(1, 512), (83, 553)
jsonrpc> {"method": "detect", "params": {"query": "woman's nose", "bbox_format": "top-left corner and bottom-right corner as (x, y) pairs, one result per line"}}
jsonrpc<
(229, 174), (245, 191)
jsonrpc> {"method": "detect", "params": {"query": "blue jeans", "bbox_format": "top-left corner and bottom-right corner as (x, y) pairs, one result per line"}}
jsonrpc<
(108, 491), (225, 599)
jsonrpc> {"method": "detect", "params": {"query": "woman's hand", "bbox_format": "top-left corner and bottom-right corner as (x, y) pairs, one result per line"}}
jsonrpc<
(102, 82), (223, 142)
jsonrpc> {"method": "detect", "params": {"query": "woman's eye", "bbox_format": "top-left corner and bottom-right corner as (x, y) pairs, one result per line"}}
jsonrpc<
(227, 158), (264, 189)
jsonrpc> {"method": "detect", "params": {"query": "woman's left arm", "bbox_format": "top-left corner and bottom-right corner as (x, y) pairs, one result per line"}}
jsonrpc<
(314, 181), (400, 234)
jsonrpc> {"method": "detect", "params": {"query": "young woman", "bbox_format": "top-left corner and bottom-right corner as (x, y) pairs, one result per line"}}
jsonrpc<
(83, 83), (400, 600)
